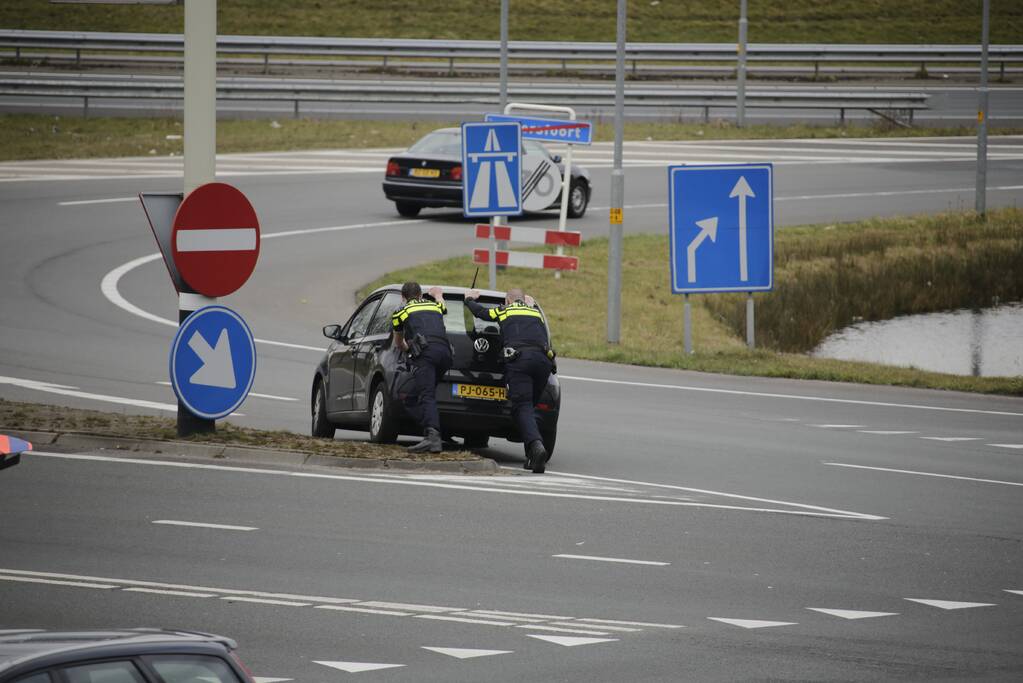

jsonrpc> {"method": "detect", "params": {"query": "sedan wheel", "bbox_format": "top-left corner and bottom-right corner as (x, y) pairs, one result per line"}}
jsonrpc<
(395, 201), (421, 218)
(311, 380), (336, 439)
(567, 181), (588, 218)
(369, 381), (399, 443)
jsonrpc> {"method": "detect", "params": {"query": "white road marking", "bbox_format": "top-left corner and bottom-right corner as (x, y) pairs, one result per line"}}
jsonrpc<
(549, 622), (640, 633)
(989, 444), (1023, 450)
(154, 381), (296, 402)
(806, 608), (898, 620)
(314, 605), (411, 616)
(553, 554), (670, 566)
(515, 624), (611, 636)
(176, 228), (257, 252)
(858, 430), (919, 435)
(468, 609), (571, 620)
(919, 436), (982, 442)
(314, 661), (405, 674)
(0, 375), (176, 412)
(0, 575), (116, 589)
(221, 596), (310, 607)
(824, 462), (1023, 487)
(253, 678), (292, 683)
(708, 618), (798, 629)
(904, 598), (995, 610)
(357, 600), (462, 613)
(59, 196), (136, 206)
(152, 520), (258, 531)
(526, 635), (618, 647)
(413, 614), (516, 627)
(122, 587), (216, 598)
(575, 618), (685, 629)
(559, 374), (1023, 418)
(422, 647), (512, 659)
(811, 424), (864, 429)
(1005, 590), (1023, 596)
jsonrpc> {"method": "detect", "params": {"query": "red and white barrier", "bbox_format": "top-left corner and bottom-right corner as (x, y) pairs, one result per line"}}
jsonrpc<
(475, 223), (581, 247)
(473, 249), (579, 272)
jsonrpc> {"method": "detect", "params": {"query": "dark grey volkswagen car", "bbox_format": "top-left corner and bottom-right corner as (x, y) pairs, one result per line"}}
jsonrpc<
(0, 629), (254, 683)
(311, 285), (560, 457)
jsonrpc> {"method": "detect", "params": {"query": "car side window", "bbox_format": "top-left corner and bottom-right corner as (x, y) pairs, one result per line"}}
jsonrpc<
(12, 673), (52, 683)
(345, 298), (381, 341)
(143, 655), (243, 683)
(365, 291), (403, 337)
(62, 661), (145, 683)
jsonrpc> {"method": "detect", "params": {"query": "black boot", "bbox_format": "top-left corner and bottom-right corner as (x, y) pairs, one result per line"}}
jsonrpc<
(407, 428), (442, 454)
(526, 440), (547, 474)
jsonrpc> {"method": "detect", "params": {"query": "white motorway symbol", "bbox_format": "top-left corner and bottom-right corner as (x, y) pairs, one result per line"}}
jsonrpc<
(729, 175), (755, 282)
(187, 329), (236, 389)
(686, 217), (718, 283)
(468, 128), (517, 209)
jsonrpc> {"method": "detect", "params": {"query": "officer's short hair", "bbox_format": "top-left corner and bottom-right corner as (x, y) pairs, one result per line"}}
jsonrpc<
(402, 282), (422, 300)
(506, 287), (524, 304)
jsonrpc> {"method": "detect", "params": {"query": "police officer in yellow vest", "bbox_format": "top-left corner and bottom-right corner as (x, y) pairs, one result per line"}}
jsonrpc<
(465, 287), (554, 473)
(392, 282), (452, 453)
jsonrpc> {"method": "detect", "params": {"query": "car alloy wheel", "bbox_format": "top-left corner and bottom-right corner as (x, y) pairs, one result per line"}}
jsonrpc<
(371, 388), (385, 436)
(368, 381), (399, 443)
(311, 380), (336, 439)
(567, 181), (588, 218)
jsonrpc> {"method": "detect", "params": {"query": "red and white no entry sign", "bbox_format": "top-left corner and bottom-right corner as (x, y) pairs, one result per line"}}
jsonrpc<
(172, 182), (260, 297)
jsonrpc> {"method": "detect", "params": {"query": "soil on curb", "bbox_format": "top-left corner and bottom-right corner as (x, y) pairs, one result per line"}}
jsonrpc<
(0, 399), (480, 463)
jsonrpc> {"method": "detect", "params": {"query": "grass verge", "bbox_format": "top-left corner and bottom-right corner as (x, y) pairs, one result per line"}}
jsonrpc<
(0, 399), (477, 462)
(3, 113), (1020, 162)
(360, 209), (1023, 396)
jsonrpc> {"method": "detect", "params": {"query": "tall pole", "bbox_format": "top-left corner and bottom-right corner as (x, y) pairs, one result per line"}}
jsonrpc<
(736, 0), (748, 127)
(606, 0), (626, 344)
(976, 0), (990, 216)
(499, 0), (509, 111)
(179, 0), (217, 437)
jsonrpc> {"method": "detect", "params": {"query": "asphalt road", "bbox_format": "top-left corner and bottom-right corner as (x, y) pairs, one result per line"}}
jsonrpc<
(1, 136), (1022, 680)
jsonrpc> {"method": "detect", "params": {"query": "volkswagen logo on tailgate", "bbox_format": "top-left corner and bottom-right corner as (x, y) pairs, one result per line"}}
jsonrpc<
(474, 338), (490, 353)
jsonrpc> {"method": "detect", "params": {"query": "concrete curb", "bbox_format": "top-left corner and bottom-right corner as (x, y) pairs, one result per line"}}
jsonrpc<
(1, 429), (498, 474)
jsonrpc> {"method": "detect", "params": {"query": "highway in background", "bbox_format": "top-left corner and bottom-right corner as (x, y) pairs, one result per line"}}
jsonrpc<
(1, 136), (1021, 680)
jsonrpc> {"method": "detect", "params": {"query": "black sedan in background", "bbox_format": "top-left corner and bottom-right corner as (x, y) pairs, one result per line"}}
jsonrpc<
(382, 127), (591, 219)
(311, 285), (560, 457)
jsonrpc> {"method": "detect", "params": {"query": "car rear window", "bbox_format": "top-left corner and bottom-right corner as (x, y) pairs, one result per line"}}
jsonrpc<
(407, 130), (461, 156)
(143, 655), (242, 683)
(63, 661), (145, 683)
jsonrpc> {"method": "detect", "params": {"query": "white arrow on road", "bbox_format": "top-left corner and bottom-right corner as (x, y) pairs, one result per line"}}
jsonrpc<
(422, 647), (513, 659)
(188, 329), (236, 389)
(313, 661), (405, 673)
(730, 175), (755, 282)
(686, 217), (718, 283)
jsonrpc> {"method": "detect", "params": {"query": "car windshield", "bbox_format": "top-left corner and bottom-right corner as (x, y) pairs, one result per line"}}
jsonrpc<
(407, 130), (461, 156)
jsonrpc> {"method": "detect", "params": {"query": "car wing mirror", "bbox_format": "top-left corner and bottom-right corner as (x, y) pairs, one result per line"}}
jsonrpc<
(551, 154), (562, 163)
(323, 324), (347, 342)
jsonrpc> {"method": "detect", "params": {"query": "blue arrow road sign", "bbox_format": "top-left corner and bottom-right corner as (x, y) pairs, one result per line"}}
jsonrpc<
(484, 113), (593, 145)
(461, 121), (522, 218)
(169, 305), (256, 420)
(668, 163), (774, 294)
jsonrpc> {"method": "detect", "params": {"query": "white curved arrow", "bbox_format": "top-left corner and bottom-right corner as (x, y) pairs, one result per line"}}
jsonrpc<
(686, 217), (718, 283)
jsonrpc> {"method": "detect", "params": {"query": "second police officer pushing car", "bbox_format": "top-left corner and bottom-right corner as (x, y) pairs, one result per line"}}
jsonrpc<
(391, 281), (451, 454)
(465, 287), (554, 473)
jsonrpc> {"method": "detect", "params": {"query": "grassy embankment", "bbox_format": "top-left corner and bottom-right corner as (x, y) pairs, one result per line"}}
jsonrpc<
(3, 0), (1022, 43)
(3, 114), (1020, 162)
(361, 208), (1023, 396)
(0, 399), (477, 461)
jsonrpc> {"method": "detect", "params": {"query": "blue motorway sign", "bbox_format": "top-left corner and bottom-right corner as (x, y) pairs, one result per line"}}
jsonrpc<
(462, 121), (522, 217)
(485, 113), (593, 146)
(668, 163), (774, 294)
(169, 305), (256, 420)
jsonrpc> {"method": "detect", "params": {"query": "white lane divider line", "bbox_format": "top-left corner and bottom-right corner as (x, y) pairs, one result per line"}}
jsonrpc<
(904, 598), (996, 610)
(221, 596), (310, 607)
(858, 430), (919, 435)
(413, 614), (516, 627)
(154, 381), (296, 402)
(989, 444), (1023, 450)
(707, 618), (798, 629)
(123, 587), (217, 598)
(357, 600), (463, 613)
(514, 624), (611, 636)
(549, 622), (641, 633)
(919, 436), (983, 442)
(314, 605), (411, 617)
(1005, 590), (1023, 596)
(314, 661), (404, 674)
(422, 647), (513, 659)
(0, 575), (117, 590)
(823, 462), (1023, 487)
(574, 618), (685, 629)
(526, 635), (618, 647)
(0, 375), (176, 413)
(468, 609), (572, 620)
(806, 608), (899, 620)
(553, 554), (670, 566)
(59, 196), (136, 206)
(151, 520), (258, 531)
(811, 424), (865, 429)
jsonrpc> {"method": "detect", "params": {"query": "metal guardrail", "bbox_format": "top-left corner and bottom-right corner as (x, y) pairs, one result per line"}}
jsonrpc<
(1, 30), (1020, 78)
(0, 75), (930, 125)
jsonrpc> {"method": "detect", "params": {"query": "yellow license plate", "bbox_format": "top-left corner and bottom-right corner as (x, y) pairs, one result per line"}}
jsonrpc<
(453, 383), (507, 401)
(410, 168), (440, 178)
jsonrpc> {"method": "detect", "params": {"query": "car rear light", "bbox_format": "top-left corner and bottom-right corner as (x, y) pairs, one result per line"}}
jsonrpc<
(450, 165), (462, 181)
(386, 160), (400, 176)
(536, 403), (551, 411)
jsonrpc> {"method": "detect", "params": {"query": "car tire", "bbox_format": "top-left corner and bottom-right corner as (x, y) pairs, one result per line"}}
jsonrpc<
(567, 180), (588, 219)
(540, 426), (557, 461)
(368, 380), (399, 443)
(311, 379), (336, 439)
(395, 202), (422, 218)
(462, 433), (489, 449)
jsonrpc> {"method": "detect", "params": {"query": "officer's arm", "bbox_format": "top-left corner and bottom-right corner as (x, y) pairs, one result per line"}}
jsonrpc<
(464, 298), (495, 321)
(391, 312), (408, 351)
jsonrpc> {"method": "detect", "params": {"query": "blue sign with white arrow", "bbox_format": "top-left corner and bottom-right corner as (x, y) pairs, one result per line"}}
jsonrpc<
(668, 163), (774, 294)
(462, 121), (522, 217)
(484, 113), (593, 146)
(169, 305), (256, 420)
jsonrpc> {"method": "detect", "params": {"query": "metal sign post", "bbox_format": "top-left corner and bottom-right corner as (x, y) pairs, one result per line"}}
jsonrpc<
(607, 0), (626, 343)
(499, 0), (509, 111)
(976, 0), (990, 216)
(683, 294), (692, 354)
(746, 292), (755, 348)
(736, 0), (748, 127)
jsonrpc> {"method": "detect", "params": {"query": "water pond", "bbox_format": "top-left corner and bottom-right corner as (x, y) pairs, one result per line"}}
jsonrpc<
(811, 302), (1023, 377)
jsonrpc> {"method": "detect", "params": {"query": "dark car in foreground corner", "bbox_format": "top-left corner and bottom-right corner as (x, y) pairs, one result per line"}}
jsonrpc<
(312, 285), (560, 458)
(0, 629), (255, 683)
(382, 127), (591, 219)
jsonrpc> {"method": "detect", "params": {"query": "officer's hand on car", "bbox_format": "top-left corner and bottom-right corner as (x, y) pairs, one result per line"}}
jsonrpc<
(524, 294), (536, 307)
(465, 289), (481, 301)
(428, 286), (444, 302)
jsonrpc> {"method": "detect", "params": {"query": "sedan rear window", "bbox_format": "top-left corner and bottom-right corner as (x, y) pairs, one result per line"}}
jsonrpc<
(407, 130), (461, 156)
(63, 661), (145, 683)
(144, 655), (242, 683)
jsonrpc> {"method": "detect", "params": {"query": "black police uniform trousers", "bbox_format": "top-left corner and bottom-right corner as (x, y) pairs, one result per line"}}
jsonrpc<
(506, 349), (552, 446)
(405, 343), (452, 434)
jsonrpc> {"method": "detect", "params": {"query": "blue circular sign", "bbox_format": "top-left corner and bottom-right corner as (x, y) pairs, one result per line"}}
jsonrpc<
(169, 305), (256, 420)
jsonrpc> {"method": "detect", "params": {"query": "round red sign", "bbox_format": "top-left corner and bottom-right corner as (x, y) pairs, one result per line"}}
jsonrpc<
(172, 182), (260, 297)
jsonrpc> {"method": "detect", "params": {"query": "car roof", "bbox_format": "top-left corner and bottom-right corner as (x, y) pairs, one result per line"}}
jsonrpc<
(371, 284), (509, 299)
(0, 629), (236, 673)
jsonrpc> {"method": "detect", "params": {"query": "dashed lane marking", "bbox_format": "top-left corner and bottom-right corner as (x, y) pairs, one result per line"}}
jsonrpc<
(811, 424), (865, 429)
(0, 575), (117, 590)
(151, 520), (258, 531)
(919, 436), (983, 442)
(707, 618), (798, 629)
(989, 444), (1023, 450)
(123, 588), (216, 598)
(221, 596), (310, 607)
(806, 608), (899, 620)
(553, 554), (670, 566)
(904, 599), (996, 610)
(824, 462), (1023, 488)
(858, 430), (919, 435)
(1005, 590), (1023, 596)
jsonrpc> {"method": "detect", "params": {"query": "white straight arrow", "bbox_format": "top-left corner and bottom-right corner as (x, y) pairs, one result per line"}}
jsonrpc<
(730, 175), (755, 282)
(686, 217), (718, 283)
